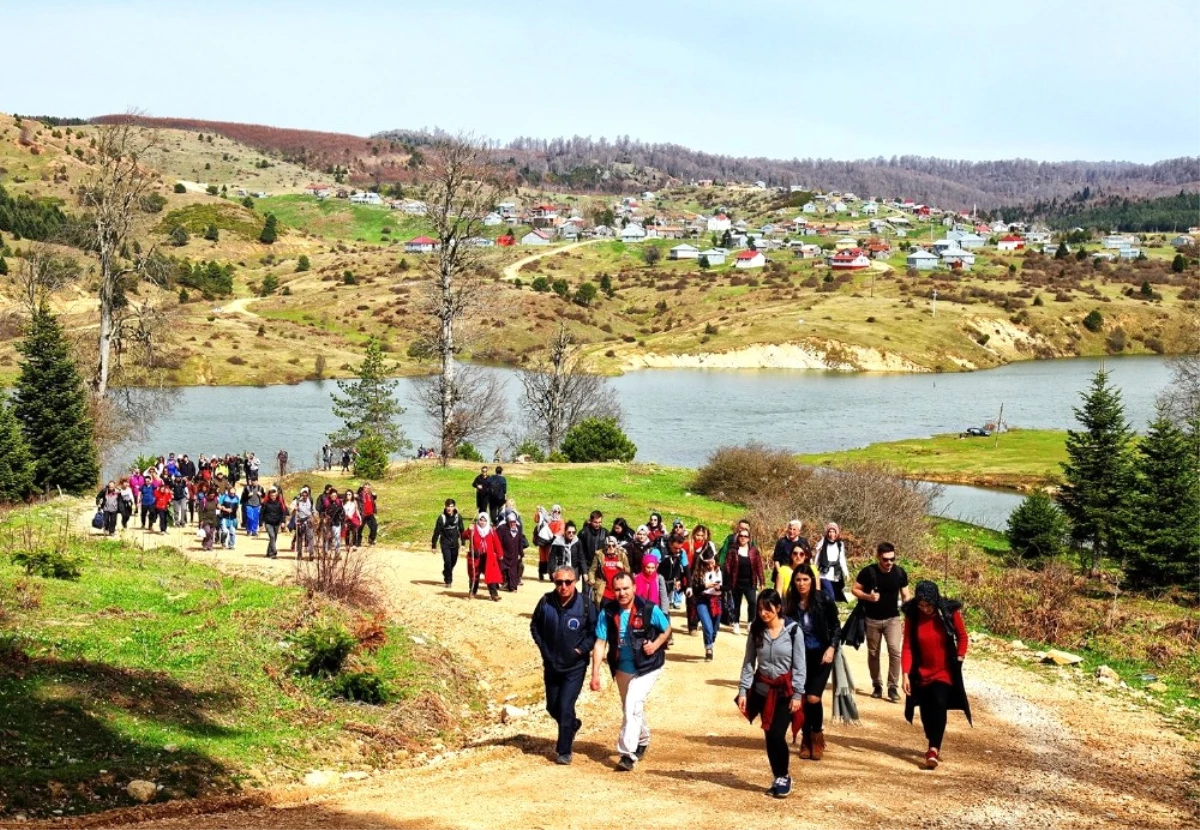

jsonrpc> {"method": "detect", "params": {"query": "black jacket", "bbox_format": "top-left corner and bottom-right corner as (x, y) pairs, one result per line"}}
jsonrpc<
(902, 600), (972, 726)
(549, 535), (584, 576)
(431, 511), (464, 548)
(487, 474), (507, 507)
(788, 591), (841, 651)
(261, 498), (287, 526)
(578, 524), (607, 574)
(531, 589), (596, 672)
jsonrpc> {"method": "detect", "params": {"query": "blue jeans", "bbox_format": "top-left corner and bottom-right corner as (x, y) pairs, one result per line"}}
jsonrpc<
(222, 517), (237, 548)
(244, 505), (261, 535)
(696, 601), (719, 648)
(820, 578), (836, 601)
(544, 664), (586, 756)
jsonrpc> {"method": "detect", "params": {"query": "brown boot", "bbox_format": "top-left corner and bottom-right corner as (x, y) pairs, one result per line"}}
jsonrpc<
(798, 733), (812, 760)
(810, 731), (826, 761)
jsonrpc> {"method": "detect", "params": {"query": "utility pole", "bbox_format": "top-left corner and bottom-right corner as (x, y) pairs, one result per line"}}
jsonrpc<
(993, 402), (1004, 448)
(931, 289), (937, 318)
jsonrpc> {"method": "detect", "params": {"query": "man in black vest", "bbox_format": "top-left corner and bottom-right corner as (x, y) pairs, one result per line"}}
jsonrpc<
(590, 571), (671, 771)
(530, 565), (596, 765)
(487, 466), (508, 525)
(430, 498), (464, 588)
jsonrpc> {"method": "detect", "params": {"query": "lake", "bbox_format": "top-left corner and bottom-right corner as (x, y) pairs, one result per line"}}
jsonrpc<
(107, 355), (1173, 531)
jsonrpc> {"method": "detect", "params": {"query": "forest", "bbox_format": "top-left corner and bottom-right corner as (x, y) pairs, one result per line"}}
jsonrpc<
(999, 191), (1200, 232)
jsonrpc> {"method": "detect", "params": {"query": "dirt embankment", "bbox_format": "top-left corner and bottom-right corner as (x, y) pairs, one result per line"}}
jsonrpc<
(41, 504), (1200, 830)
(622, 341), (931, 373)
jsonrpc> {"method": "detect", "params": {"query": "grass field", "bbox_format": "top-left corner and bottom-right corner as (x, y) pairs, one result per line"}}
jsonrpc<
(254, 195), (430, 244)
(798, 429), (1070, 488)
(0, 502), (475, 819)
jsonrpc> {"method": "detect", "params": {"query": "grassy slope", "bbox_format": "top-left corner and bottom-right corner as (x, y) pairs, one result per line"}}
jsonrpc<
(0, 503), (476, 819)
(798, 429), (1069, 488)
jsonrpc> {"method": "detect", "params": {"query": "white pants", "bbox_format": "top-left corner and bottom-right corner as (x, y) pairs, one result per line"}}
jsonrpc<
(614, 668), (662, 758)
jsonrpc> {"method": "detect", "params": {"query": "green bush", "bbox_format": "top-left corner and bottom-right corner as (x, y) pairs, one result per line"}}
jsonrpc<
(11, 549), (81, 580)
(260, 273), (278, 296)
(174, 182), (187, 193)
(692, 442), (805, 505)
(531, 276), (550, 293)
(560, 417), (636, 463)
(514, 439), (546, 463)
(330, 671), (392, 704)
(456, 442), (485, 462)
(296, 255), (311, 272)
(1082, 309), (1104, 333)
(354, 431), (390, 479)
(1005, 489), (1069, 564)
(548, 450), (569, 463)
(294, 622), (356, 678)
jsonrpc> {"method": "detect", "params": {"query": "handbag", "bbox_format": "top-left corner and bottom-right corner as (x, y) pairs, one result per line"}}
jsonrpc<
(536, 522), (554, 544)
(91, 510), (105, 529)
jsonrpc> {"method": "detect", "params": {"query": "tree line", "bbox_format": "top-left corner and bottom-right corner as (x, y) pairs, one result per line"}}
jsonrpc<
(999, 191), (1200, 232)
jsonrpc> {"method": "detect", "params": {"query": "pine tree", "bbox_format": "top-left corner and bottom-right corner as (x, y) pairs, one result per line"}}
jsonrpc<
(328, 338), (410, 454)
(259, 213), (278, 244)
(1122, 411), (1200, 589)
(13, 305), (99, 495)
(1005, 489), (1069, 564)
(0, 394), (36, 502)
(1058, 369), (1135, 574)
(353, 430), (390, 479)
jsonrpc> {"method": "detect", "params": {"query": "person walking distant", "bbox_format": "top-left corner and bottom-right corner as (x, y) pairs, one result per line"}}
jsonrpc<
(590, 572), (671, 771)
(472, 466), (491, 517)
(852, 542), (910, 702)
(431, 499), (464, 588)
(531, 565), (596, 765)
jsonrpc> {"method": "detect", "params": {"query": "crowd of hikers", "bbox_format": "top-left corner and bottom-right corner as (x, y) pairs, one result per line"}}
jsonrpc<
(93, 450), (379, 559)
(431, 480), (970, 795)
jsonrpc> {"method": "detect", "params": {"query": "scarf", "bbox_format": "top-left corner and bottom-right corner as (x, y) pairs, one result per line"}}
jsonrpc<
(749, 671), (804, 741)
(635, 571), (660, 605)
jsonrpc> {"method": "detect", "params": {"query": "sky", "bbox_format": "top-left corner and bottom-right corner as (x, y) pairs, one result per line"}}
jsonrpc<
(2, 0), (1198, 164)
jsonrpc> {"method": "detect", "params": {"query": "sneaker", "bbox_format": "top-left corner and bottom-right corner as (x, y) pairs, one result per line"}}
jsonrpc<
(616, 755), (635, 772)
(705, 648), (713, 662)
(444, 582), (452, 588)
(773, 776), (792, 799)
(555, 753), (573, 765)
(925, 748), (940, 770)
(635, 743), (649, 760)
(871, 685), (884, 699)
(732, 623), (742, 635)
(888, 687), (901, 703)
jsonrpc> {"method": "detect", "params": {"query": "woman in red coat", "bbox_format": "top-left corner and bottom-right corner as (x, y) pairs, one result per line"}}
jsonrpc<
(901, 580), (970, 770)
(467, 513), (504, 601)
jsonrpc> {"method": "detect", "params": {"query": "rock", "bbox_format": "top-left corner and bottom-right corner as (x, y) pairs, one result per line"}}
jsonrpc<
(302, 770), (337, 787)
(477, 679), (492, 692)
(163, 743), (179, 753)
(1043, 649), (1083, 666)
(1009, 639), (1029, 651)
(411, 636), (426, 646)
(1147, 681), (1168, 693)
(501, 704), (529, 723)
(126, 780), (157, 803)
(503, 693), (518, 702)
(1095, 665), (1120, 685)
(341, 771), (370, 781)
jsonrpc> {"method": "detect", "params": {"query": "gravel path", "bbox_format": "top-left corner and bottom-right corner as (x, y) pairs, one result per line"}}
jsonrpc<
(59, 512), (1198, 830)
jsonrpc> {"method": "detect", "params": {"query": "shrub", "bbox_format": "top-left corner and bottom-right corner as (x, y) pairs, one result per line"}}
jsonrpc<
(456, 442), (485, 462)
(1082, 309), (1104, 332)
(513, 439), (547, 463)
(173, 182), (187, 193)
(574, 282), (598, 307)
(169, 226), (189, 247)
(296, 254), (311, 272)
(692, 443), (805, 505)
(140, 193), (167, 213)
(343, 270), (356, 285)
(551, 279), (569, 297)
(330, 671), (392, 704)
(560, 417), (636, 463)
(531, 276), (550, 293)
(260, 273), (278, 296)
(548, 450), (570, 463)
(10, 549), (80, 580)
(293, 622), (356, 678)
(354, 431), (390, 479)
(205, 185), (219, 196)
(704, 322), (719, 335)
(1005, 489), (1069, 564)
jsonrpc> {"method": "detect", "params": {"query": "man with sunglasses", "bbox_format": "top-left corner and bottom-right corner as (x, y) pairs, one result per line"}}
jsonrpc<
(531, 565), (596, 765)
(852, 542), (910, 702)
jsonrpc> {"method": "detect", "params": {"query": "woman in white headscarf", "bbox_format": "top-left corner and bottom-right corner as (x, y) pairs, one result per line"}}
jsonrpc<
(816, 522), (850, 602)
(467, 512), (504, 601)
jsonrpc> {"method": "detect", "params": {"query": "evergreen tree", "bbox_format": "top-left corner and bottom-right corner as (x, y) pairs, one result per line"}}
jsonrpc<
(204, 224), (219, 241)
(1058, 369), (1135, 574)
(296, 254), (311, 272)
(353, 430), (390, 479)
(328, 338), (409, 455)
(259, 213), (278, 244)
(560, 417), (637, 463)
(1122, 411), (1200, 589)
(0, 394), (36, 502)
(13, 305), (99, 495)
(0, 256), (7, 276)
(1005, 489), (1069, 564)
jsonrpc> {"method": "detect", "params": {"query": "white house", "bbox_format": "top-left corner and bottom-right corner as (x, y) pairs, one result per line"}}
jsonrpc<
(1104, 234), (1137, 249)
(830, 201), (848, 213)
(940, 247), (976, 268)
(404, 236), (438, 254)
(996, 235), (1025, 252)
(802, 202), (818, 214)
(706, 213), (732, 232)
(669, 243), (700, 260)
(592, 225), (615, 238)
(906, 249), (939, 270)
(641, 191), (656, 200)
(464, 236), (494, 248)
(932, 238), (957, 255)
(835, 237), (859, 251)
(401, 200), (427, 216)
(482, 212), (504, 226)
(349, 191), (383, 205)
(861, 201), (879, 215)
(699, 248), (727, 265)
(305, 183), (333, 198)
(946, 231), (986, 250)
(520, 229), (552, 246)
(734, 250), (766, 269)
(793, 243), (822, 259)
(1171, 234), (1196, 248)
(496, 202), (517, 216)
(620, 224), (647, 242)
(1118, 246), (1141, 260)
(1025, 231), (1052, 244)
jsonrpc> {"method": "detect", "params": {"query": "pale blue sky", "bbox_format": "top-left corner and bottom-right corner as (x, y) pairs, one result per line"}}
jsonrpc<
(3, 0), (1197, 163)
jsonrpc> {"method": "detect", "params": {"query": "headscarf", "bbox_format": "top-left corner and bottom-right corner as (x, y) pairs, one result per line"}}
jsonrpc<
(635, 551), (661, 605)
(475, 512), (492, 537)
(902, 579), (961, 617)
(825, 522), (840, 535)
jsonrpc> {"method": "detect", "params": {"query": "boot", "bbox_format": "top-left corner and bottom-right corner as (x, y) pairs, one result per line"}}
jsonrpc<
(798, 733), (812, 760)
(810, 731), (826, 761)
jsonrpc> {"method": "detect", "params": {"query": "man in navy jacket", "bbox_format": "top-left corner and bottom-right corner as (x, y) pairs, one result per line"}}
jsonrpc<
(530, 565), (596, 765)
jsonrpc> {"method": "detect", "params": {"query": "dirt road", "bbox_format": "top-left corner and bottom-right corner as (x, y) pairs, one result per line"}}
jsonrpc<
(501, 239), (603, 282)
(71, 510), (1195, 830)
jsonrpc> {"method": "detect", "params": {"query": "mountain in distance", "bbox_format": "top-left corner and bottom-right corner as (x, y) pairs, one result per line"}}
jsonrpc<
(91, 114), (1199, 211)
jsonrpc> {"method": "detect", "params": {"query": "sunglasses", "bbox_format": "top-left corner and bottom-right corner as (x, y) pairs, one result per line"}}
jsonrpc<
(737, 534), (749, 539)
(553, 579), (575, 586)
(880, 556), (897, 563)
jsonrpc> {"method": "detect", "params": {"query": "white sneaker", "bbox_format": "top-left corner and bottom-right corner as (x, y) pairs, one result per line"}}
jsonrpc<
(732, 623), (742, 635)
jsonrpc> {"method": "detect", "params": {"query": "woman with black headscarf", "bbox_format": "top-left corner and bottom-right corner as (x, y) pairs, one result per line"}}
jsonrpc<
(901, 580), (970, 769)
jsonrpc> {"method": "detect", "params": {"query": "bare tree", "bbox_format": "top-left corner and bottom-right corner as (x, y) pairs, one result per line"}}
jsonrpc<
(1156, 352), (1200, 430)
(413, 364), (508, 459)
(78, 115), (162, 398)
(519, 322), (622, 453)
(414, 133), (507, 463)
(12, 243), (81, 315)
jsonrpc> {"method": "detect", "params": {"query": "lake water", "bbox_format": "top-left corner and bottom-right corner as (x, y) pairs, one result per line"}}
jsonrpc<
(107, 355), (1173, 531)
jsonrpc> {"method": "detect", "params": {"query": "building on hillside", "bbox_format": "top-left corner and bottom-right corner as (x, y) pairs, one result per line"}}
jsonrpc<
(696, 179), (714, 188)
(867, 241), (892, 259)
(939, 247), (976, 269)
(906, 249), (939, 270)
(1118, 246), (1141, 260)
(620, 224), (647, 242)
(734, 250), (766, 269)
(496, 234), (515, 246)
(861, 201), (879, 215)
(1025, 231), (1052, 244)
(530, 204), (559, 227)
(483, 212), (504, 226)
(305, 184), (334, 199)
(996, 235), (1025, 252)
(1103, 234), (1137, 249)
(349, 191), (383, 205)
(496, 202), (517, 216)
(669, 243), (700, 260)
(1171, 234), (1196, 248)
(830, 201), (848, 213)
(706, 213), (732, 232)
(520, 229), (553, 246)
(464, 236), (495, 248)
(401, 200), (427, 215)
(828, 248), (871, 270)
(698, 248), (727, 265)
(802, 201), (818, 214)
(947, 231), (986, 249)
(404, 236), (438, 254)
(835, 237), (859, 251)
(559, 224), (581, 241)
(793, 243), (823, 259)
(592, 225), (615, 238)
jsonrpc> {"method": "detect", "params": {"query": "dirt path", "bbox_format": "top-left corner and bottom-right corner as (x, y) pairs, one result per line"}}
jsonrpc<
(68, 507), (1196, 830)
(501, 239), (603, 281)
(217, 296), (260, 319)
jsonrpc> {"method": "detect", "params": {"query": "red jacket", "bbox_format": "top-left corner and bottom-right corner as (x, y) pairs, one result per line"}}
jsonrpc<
(153, 487), (173, 511)
(468, 528), (504, 585)
(725, 544), (765, 590)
